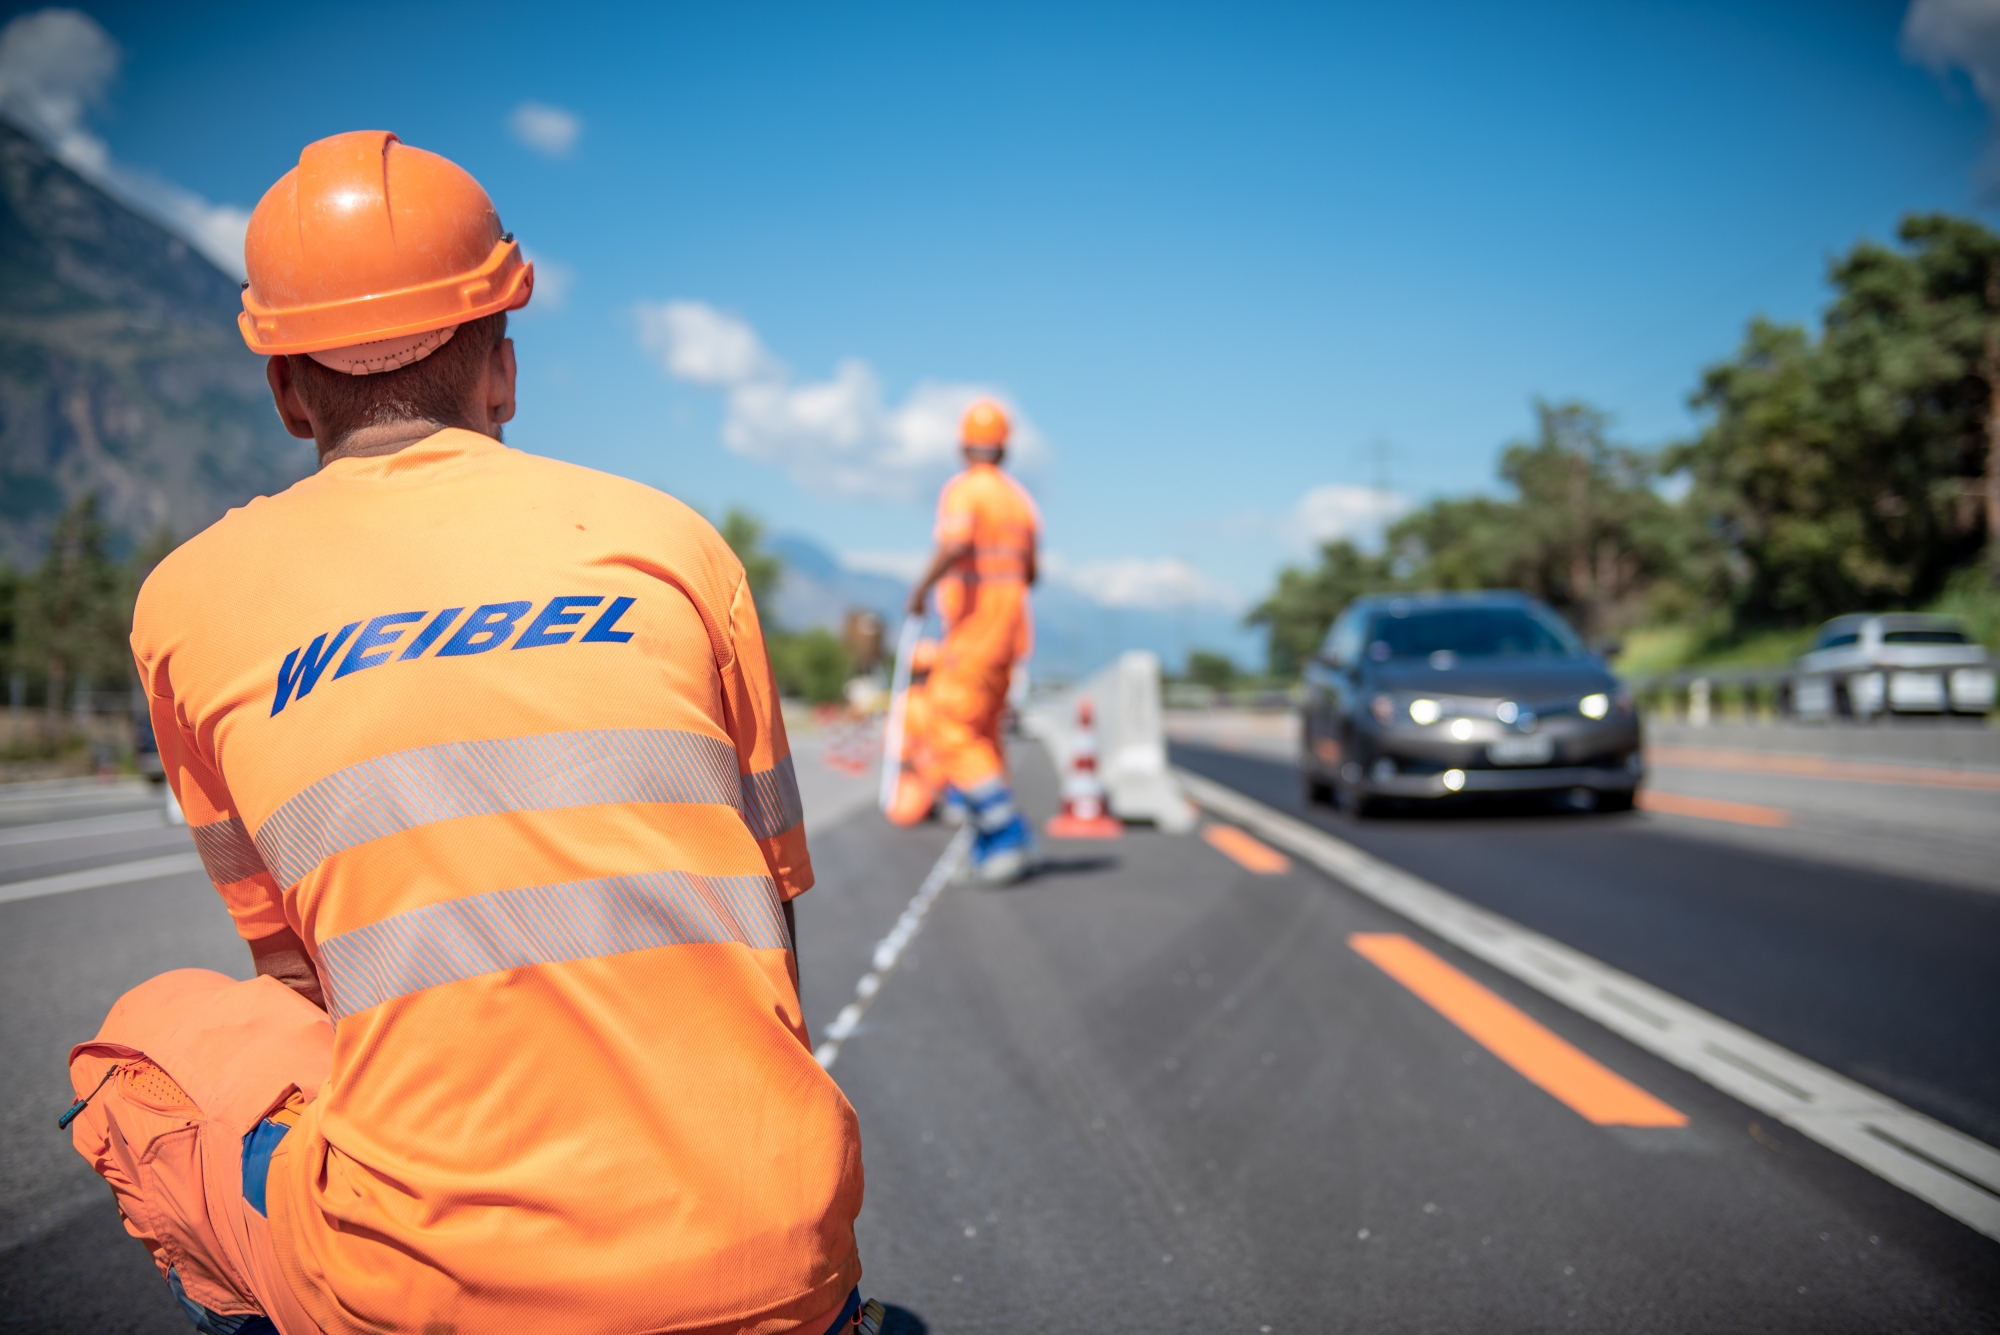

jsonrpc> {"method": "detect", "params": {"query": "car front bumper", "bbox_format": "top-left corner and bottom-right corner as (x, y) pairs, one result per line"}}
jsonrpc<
(1365, 763), (1641, 799)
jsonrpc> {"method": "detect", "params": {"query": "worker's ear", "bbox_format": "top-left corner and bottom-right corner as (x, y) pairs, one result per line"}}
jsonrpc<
(484, 336), (518, 431)
(264, 356), (317, 440)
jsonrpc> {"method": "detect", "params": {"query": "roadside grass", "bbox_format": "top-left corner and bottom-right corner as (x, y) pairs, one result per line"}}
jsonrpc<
(1616, 567), (2000, 677)
(1930, 567), (2000, 652)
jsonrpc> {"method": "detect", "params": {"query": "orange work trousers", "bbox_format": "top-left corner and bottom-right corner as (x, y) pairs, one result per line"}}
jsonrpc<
(886, 681), (942, 827)
(928, 581), (1026, 794)
(67, 969), (333, 1335)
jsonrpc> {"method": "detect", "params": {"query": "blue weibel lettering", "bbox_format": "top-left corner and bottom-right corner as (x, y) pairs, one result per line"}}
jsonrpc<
(400, 607), (463, 660)
(271, 623), (358, 715)
(271, 647), (306, 716)
(515, 595), (604, 649)
(335, 612), (426, 679)
(271, 598), (639, 716)
(581, 596), (637, 643)
(437, 602), (533, 656)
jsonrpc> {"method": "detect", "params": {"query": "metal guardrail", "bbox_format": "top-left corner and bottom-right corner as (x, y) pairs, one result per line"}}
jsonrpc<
(1623, 668), (1792, 727)
(1161, 683), (1304, 711)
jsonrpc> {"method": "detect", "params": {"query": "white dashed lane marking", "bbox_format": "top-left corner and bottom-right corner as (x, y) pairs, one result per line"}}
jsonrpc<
(814, 826), (972, 1070)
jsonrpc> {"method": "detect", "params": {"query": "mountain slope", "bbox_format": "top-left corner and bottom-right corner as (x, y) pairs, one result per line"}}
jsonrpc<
(0, 118), (310, 565)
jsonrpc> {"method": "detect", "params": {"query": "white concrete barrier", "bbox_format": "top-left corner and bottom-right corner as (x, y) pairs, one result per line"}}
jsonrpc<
(1025, 650), (1197, 833)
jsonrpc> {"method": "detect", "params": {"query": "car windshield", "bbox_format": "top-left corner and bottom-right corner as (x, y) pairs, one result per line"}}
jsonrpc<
(1881, 628), (1968, 645)
(1366, 605), (1584, 660)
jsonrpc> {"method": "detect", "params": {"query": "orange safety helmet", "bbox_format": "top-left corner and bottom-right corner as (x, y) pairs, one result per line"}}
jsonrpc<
(238, 131), (533, 368)
(960, 399), (1010, 449)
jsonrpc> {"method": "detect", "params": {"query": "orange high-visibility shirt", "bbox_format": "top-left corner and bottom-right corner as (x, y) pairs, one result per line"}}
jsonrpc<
(933, 462), (1040, 640)
(131, 430), (862, 1335)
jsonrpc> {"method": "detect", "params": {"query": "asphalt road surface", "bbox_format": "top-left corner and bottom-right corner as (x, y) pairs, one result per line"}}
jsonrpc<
(4, 732), (1998, 1332)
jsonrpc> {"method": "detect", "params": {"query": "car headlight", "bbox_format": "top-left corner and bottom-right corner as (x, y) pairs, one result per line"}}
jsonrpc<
(1408, 697), (1442, 725)
(1579, 692), (1610, 720)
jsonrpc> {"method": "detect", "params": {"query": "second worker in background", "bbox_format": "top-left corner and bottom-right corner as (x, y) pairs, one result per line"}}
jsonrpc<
(906, 401), (1042, 883)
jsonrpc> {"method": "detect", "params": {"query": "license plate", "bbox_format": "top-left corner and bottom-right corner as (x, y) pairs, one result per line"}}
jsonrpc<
(1488, 736), (1554, 766)
(1888, 672), (1945, 708)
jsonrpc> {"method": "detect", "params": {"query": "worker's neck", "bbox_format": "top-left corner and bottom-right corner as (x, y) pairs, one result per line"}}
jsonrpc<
(316, 416), (495, 468)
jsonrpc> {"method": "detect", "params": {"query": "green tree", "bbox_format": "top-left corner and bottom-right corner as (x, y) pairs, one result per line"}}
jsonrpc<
(1246, 540), (1395, 677)
(1184, 649), (1239, 690)
(1461, 401), (1687, 637)
(1376, 402), (1688, 639)
(0, 563), (19, 692)
(15, 496), (131, 713)
(718, 508), (783, 610)
(768, 628), (851, 704)
(1674, 213), (1997, 625)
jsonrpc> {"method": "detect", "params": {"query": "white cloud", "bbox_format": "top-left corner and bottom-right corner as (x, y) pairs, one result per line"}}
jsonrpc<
(1286, 484), (1409, 553)
(1906, 0), (2000, 179)
(509, 101), (582, 158)
(637, 299), (1048, 501)
(0, 8), (250, 275)
(1044, 554), (1242, 610)
(842, 550), (929, 581)
(640, 301), (778, 384)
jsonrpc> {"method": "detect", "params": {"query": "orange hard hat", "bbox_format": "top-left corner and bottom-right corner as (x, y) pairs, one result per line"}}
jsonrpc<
(960, 399), (1010, 448)
(238, 131), (533, 363)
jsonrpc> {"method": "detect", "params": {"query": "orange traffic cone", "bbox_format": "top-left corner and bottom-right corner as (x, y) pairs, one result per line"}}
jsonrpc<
(1045, 698), (1123, 839)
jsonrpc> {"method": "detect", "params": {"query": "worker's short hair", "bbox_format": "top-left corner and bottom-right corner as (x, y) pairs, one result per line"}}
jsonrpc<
(286, 312), (508, 443)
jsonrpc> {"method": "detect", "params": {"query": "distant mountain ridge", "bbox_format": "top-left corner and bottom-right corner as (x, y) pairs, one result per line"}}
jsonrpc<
(0, 118), (311, 565)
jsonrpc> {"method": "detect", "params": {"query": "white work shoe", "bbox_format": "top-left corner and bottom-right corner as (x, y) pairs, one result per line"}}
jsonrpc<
(975, 846), (1030, 886)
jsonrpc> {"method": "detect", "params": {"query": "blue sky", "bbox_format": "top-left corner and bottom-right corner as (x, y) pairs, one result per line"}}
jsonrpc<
(2, 0), (1994, 624)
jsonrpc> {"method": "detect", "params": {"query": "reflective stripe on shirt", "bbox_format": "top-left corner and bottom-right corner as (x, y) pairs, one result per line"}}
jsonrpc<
(318, 868), (788, 1020)
(253, 729), (802, 890)
(190, 816), (271, 887)
(742, 754), (805, 843)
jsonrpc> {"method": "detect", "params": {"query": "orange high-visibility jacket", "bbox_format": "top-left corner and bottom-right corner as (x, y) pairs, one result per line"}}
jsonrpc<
(131, 430), (862, 1335)
(933, 462), (1039, 653)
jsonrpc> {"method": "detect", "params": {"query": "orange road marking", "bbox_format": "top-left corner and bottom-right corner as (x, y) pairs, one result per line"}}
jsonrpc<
(1202, 824), (1291, 874)
(1635, 789), (1790, 828)
(1349, 933), (1688, 1128)
(1647, 745), (2000, 792)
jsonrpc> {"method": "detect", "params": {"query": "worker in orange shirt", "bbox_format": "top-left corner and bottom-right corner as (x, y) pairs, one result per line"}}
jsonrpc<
(905, 401), (1041, 882)
(61, 132), (876, 1335)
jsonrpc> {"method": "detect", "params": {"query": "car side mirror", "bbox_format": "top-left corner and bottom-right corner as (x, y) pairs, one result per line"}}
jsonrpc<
(1591, 638), (1622, 660)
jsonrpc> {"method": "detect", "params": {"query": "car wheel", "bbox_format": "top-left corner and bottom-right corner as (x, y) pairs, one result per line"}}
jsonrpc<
(1302, 771), (1334, 807)
(1597, 789), (1635, 813)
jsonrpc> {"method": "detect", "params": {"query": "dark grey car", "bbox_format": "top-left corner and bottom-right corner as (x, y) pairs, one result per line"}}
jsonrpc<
(1299, 591), (1641, 815)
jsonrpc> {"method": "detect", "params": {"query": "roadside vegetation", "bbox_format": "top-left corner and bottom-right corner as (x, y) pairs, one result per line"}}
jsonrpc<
(717, 508), (853, 704)
(1249, 213), (2000, 678)
(0, 497), (170, 769)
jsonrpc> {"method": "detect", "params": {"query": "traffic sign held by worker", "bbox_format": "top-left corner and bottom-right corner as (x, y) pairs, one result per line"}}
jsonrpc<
(65, 130), (873, 1335)
(903, 399), (1042, 884)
